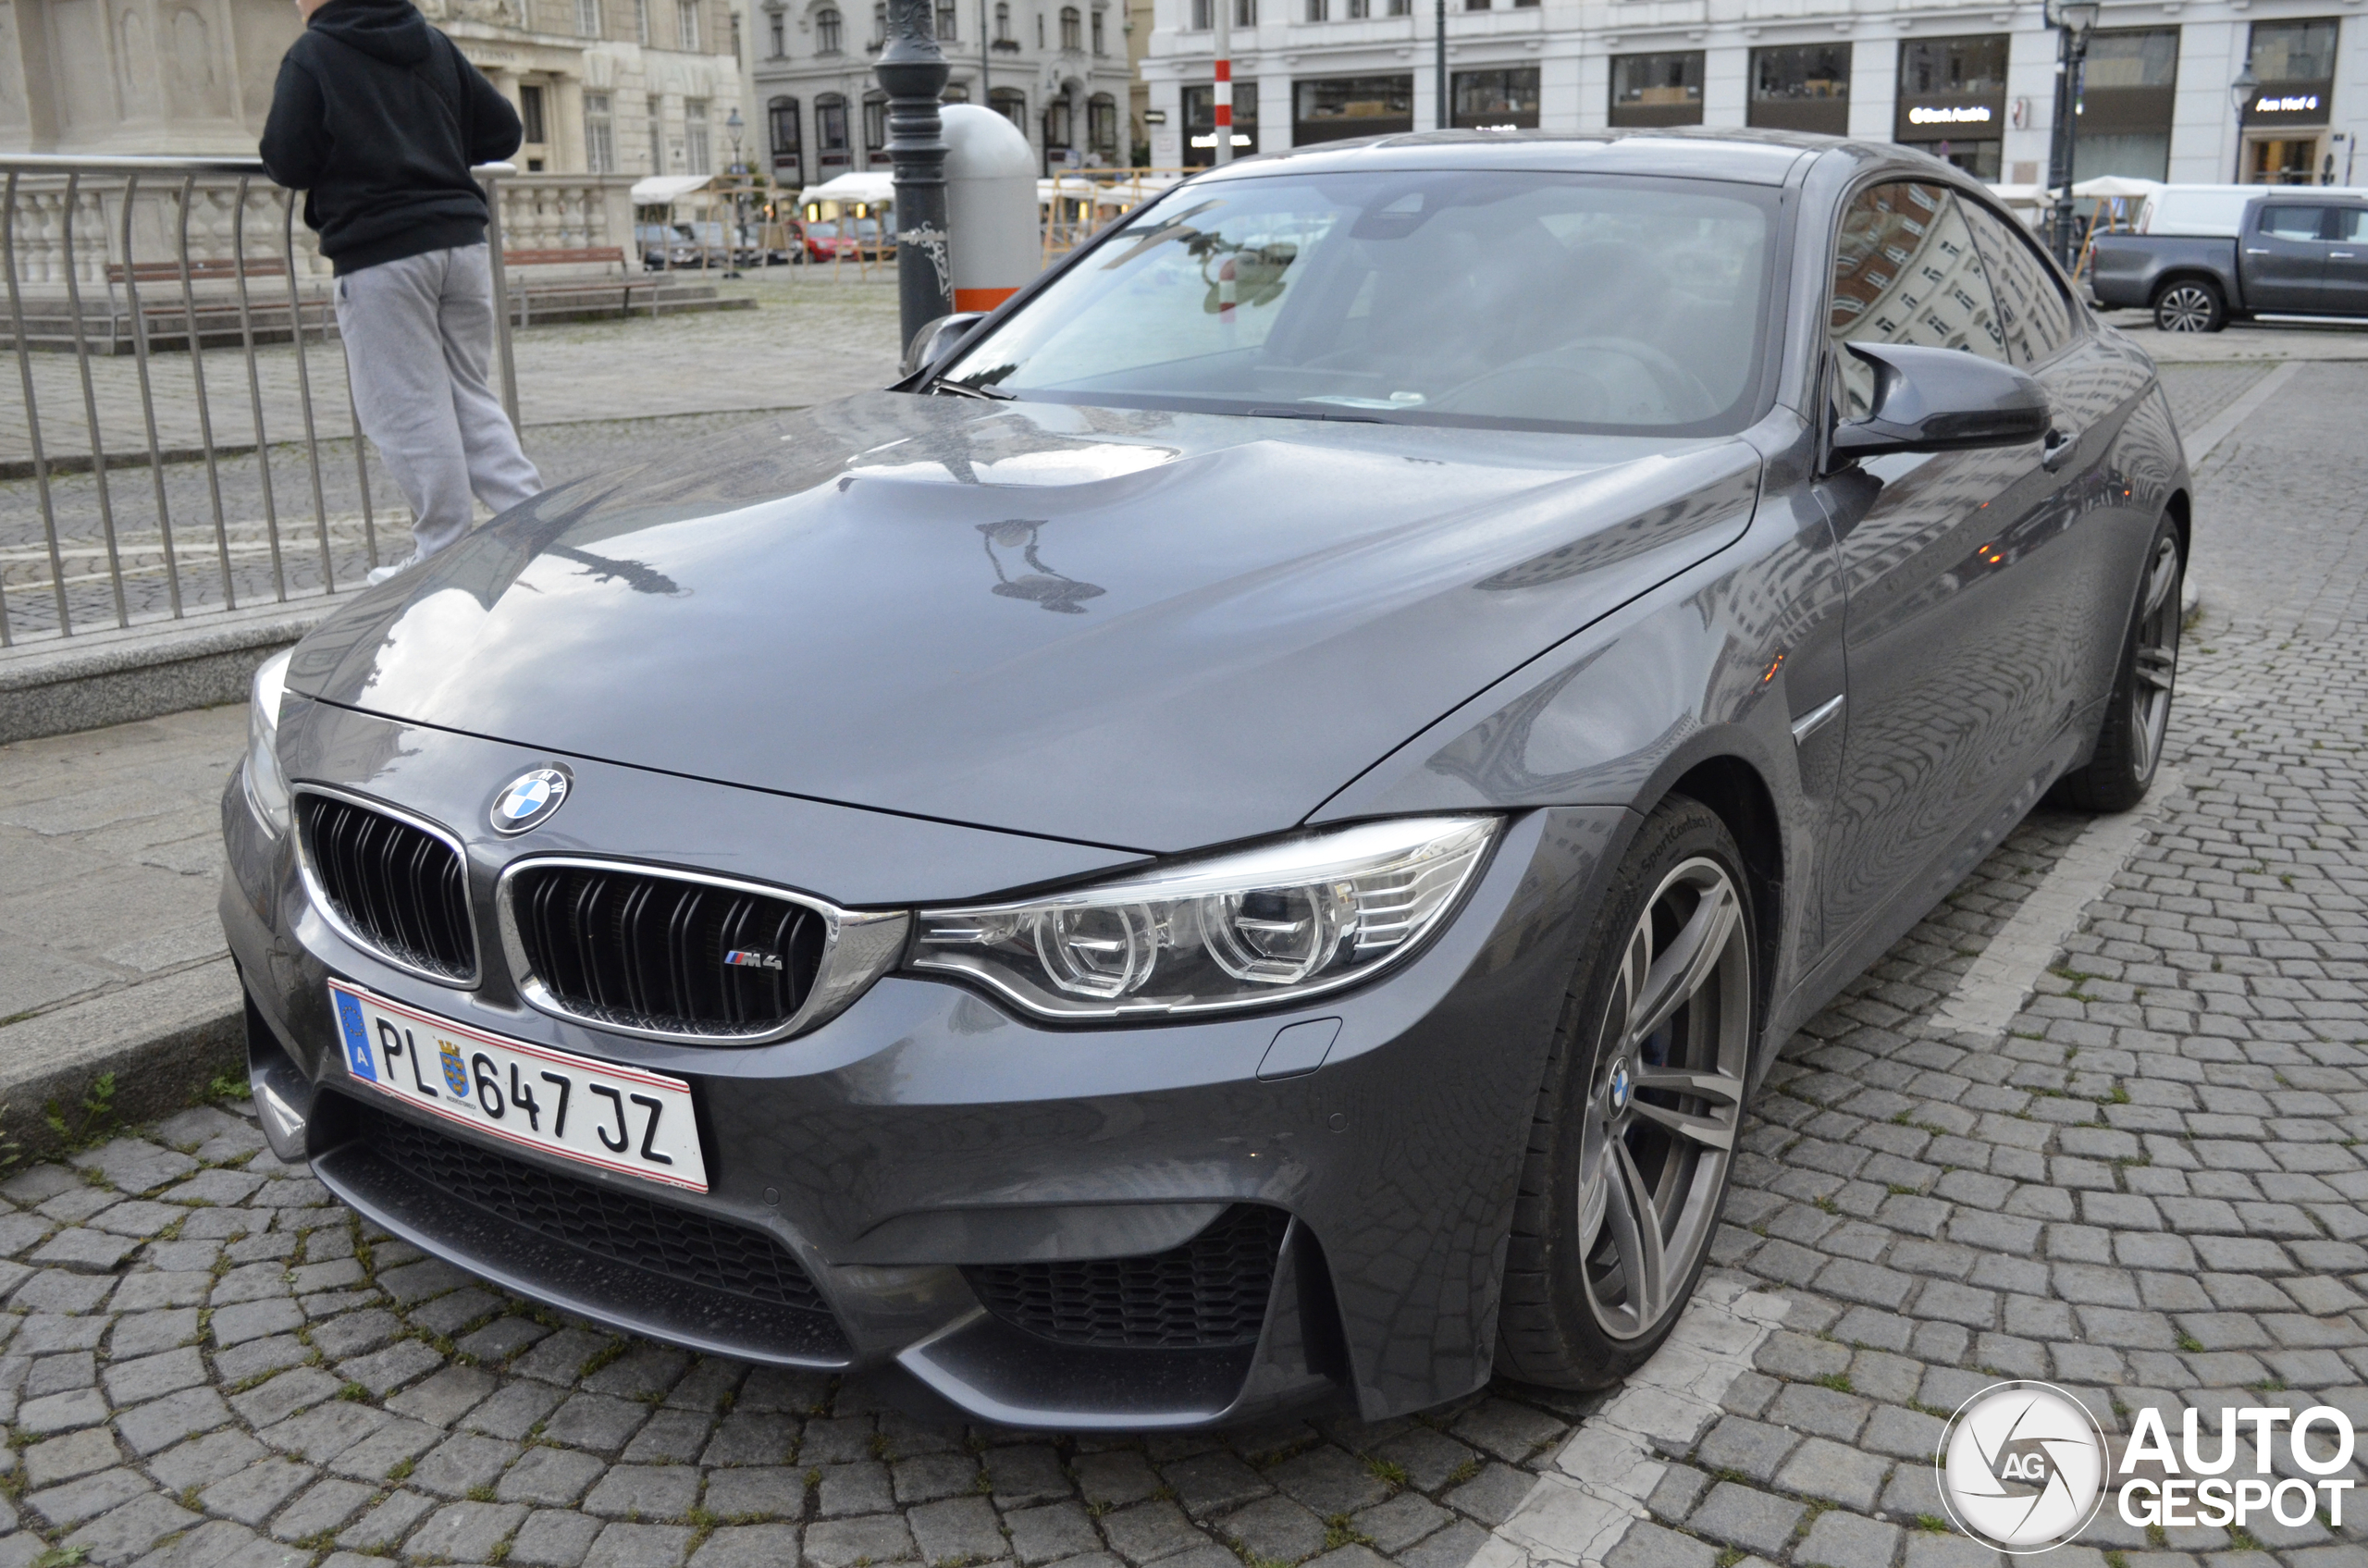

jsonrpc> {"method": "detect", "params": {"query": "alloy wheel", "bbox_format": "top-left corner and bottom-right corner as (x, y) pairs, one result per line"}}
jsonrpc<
(2129, 534), (2182, 780)
(2157, 285), (2216, 332)
(1573, 856), (1751, 1340)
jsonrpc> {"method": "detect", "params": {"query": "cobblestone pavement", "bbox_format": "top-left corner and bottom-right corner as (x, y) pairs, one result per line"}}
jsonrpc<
(0, 362), (2362, 1568)
(2096, 312), (2368, 364)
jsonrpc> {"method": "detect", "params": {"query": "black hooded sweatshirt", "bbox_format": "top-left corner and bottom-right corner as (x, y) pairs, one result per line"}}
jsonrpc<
(260, 0), (522, 275)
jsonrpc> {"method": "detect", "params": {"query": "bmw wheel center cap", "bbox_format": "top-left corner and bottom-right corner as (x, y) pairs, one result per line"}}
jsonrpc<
(492, 767), (571, 835)
(1608, 1060), (1632, 1115)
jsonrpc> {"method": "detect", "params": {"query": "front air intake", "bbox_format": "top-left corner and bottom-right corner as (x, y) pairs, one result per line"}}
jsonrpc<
(965, 1204), (1290, 1349)
(297, 792), (476, 982)
(503, 862), (828, 1040)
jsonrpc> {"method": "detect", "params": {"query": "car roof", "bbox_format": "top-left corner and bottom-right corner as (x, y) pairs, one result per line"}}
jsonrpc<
(1186, 127), (1869, 187)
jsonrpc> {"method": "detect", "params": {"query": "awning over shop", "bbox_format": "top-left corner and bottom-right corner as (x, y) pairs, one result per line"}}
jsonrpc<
(799, 172), (897, 207)
(631, 174), (716, 204)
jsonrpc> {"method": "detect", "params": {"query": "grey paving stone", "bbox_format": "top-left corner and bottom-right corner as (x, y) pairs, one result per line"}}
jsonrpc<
(692, 1525), (808, 1568)
(267, 1476), (376, 1542)
(1795, 1511), (1904, 1568)
(1443, 1463), (1532, 1527)
(511, 1508), (608, 1568)
(23, 1426), (123, 1488)
(1605, 1521), (1719, 1568)
(1101, 1499), (1214, 1565)
(116, 1387), (235, 1454)
(541, 1391), (651, 1452)
(59, 1489), (202, 1563)
(335, 1486), (439, 1551)
(1774, 1438), (1891, 1512)
(1162, 1451), (1273, 1518)
(586, 1463), (702, 1521)
(1215, 1495), (1330, 1562)
(805, 1513), (921, 1567)
(408, 1431), (521, 1497)
(987, 1445), (1073, 1508)
(1685, 1482), (1807, 1555)
(1696, 1417), (1801, 1485)
(198, 1457), (317, 1526)
(497, 1444), (610, 1507)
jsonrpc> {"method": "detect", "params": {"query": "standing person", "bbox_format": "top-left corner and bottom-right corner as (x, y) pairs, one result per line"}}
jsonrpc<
(260, 0), (543, 586)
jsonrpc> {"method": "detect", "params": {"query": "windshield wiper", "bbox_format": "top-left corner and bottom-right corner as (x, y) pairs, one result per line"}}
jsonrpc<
(930, 378), (1015, 401)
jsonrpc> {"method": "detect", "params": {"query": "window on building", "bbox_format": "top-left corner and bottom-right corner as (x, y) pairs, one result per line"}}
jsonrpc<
(936, 0), (957, 38)
(1450, 66), (1538, 128)
(1346, 0), (1364, 17)
(991, 85), (1028, 130)
(1748, 43), (1849, 134)
(1307, 0), (1325, 19)
(2250, 18), (2339, 82)
(994, 1), (1011, 39)
(1893, 36), (2007, 179)
(1386, 0), (1407, 14)
(731, 11), (740, 58)
(1828, 180), (2005, 417)
(2073, 29), (2177, 181)
(1035, 11), (1043, 46)
(648, 94), (664, 169)
(1465, 0), (1488, 12)
(816, 6), (841, 49)
(1898, 33), (2007, 95)
(576, 0), (600, 34)
(519, 83), (547, 143)
(817, 93), (849, 149)
(635, 0), (649, 42)
(1234, 0), (1253, 21)
(685, 98), (710, 173)
(1088, 92), (1117, 151)
(767, 6), (784, 52)
(1182, 79), (1256, 163)
(678, 0), (700, 47)
(864, 91), (888, 153)
(1044, 96), (1071, 146)
(1190, 0), (1207, 25)
(1610, 51), (1704, 126)
(770, 94), (803, 182)
(585, 91), (615, 170)
(873, 3), (887, 45)
(1291, 74), (1411, 143)
(1091, 6), (1104, 50)
(1059, 6), (1079, 46)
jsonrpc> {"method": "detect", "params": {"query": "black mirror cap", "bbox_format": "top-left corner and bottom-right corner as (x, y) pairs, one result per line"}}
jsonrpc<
(1830, 341), (2052, 461)
(902, 312), (990, 380)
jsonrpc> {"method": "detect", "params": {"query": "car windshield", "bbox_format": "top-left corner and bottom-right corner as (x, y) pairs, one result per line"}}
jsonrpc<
(934, 168), (1780, 433)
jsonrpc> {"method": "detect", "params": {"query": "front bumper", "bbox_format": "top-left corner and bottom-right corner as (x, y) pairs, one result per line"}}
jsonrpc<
(222, 699), (1630, 1426)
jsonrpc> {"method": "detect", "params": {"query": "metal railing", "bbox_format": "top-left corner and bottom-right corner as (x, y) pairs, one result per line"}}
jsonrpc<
(0, 154), (525, 648)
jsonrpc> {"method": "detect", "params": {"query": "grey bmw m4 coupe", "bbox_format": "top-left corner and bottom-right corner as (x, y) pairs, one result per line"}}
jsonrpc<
(223, 129), (2190, 1429)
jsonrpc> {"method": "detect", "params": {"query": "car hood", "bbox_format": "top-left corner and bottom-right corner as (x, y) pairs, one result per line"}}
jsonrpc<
(291, 393), (1759, 856)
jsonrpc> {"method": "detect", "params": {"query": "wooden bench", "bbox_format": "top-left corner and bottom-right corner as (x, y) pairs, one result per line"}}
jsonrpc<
(105, 257), (289, 286)
(500, 246), (663, 325)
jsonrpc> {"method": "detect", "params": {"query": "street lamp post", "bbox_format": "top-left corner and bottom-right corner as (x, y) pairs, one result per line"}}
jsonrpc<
(724, 105), (746, 278)
(2045, 0), (2100, 271)
(877, 0), (955, 349)
(2230, 62), (2260, 184)
(1435, 0), (1448, 130)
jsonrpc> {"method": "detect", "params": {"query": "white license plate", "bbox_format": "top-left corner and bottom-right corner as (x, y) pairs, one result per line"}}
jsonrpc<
(328, 981), (709, 1193)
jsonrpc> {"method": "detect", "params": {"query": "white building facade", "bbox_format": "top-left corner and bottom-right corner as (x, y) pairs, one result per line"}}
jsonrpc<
(748, 0), (1135, 184)
(1140, 0), (2368, 189)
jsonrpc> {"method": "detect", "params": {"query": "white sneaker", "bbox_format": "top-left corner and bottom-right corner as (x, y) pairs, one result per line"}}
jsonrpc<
(365, 554), (422, 587)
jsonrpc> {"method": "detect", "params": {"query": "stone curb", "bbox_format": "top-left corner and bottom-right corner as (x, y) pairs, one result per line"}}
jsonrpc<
(0, 599), (334, 746)
(0, 957), (244, 1164)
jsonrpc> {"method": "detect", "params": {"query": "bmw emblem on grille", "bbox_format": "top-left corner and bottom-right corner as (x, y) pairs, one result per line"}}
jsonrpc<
(491, 767), (571, 835)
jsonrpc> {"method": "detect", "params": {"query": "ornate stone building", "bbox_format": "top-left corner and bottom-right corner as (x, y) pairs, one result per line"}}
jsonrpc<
(749, 0), (1134, 185)
(0, 0), (752, 176)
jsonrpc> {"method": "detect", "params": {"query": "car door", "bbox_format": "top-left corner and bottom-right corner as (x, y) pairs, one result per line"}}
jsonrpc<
(2325, 205), (2368, 314)
(2244, 203), (2333, 311)
(1810, 179), (2073, 952)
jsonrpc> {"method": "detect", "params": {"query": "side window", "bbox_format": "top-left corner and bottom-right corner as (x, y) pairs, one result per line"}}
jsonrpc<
(2260, 205), (2330, 239)
(1828, 180), (2006, 417)
(2338, 209), (2368, 242)
(1962, 200), (2078, 367)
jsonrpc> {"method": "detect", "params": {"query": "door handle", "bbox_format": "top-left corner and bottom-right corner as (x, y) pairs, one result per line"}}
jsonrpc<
(2337, 251), (2360, 259)
(2245, 246), (2272, 254)
(2041, 427), (2078, 472)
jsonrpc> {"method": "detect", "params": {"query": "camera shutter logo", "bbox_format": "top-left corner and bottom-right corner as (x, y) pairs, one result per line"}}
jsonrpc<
(491, 768), (572, 835)
(1937, 1381), (2109, 1552)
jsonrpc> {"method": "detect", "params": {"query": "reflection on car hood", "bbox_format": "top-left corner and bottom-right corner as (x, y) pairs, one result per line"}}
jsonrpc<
(290, 393), (1760, 856)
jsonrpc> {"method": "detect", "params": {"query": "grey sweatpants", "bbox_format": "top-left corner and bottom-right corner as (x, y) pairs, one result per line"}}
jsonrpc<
(336, 244), (541, 562)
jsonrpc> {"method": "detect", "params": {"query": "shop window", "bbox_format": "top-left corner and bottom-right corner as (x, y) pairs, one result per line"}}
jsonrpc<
(1183, 79), (1257, 163)
(1291, 74), (1412, 143)
(991, 86), (1029, 130)
(1450, 67), (1538, 129)
(769, 94), (803, 183)
(1610, 51), (1704, 127)
(2072, 29), (2177, 182)
(1748, 43), (1849, 135)
(1089, 93), (1117, 152)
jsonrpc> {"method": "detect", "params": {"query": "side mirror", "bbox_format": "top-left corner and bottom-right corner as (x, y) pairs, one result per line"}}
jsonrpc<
(1828, 342), (2052, 463)
(902, 311), (988, 379)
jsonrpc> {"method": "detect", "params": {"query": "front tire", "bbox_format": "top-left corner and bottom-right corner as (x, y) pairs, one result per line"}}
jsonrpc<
(2054, 515), (2183, 812)
(2153, 279), (2226, 333)
(1495, 796), (1756, 1388)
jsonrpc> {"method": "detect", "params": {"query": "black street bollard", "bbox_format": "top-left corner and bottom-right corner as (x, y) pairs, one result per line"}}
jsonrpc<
(878, 0), (956, 352)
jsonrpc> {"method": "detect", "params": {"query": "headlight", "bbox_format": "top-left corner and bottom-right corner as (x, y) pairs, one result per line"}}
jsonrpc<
(242, 648), (293, 837)
(907, 816), (1498, 1020)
